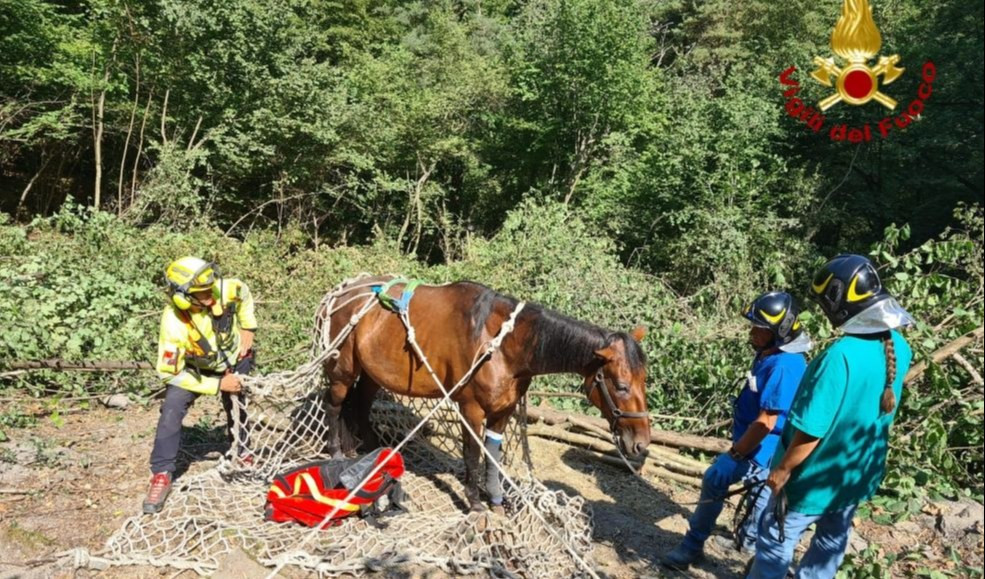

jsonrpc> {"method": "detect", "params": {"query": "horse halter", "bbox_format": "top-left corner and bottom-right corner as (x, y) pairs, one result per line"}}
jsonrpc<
(585, 368), (649, 429)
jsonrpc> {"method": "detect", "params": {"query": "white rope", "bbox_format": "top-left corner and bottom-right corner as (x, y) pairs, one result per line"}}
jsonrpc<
(397, 302), (600, 579)
(264, 296), (533, 578)
(91, 275), (591, 577)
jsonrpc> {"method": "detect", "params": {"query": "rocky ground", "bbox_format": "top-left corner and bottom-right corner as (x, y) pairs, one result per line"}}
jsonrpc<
(1, 398), (982, 578)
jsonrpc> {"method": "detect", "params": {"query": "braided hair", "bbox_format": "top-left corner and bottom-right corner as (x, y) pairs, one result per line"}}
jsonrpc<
(880, 331), (897, 414)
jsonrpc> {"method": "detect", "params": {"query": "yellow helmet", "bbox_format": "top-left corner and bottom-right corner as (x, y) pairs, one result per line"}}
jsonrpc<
(165, 256), (218, 310)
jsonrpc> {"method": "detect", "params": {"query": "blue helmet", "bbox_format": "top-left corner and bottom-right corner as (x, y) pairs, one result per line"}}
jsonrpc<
(810, 254), (891, 327)
(742, 291), (803, 347)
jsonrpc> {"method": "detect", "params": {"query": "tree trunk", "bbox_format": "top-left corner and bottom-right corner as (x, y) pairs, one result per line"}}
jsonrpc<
(92, 41), (116, 210)
(118, 52), (140, 216)
(130, 90), (154, 208)
(16, 154), (52, 217)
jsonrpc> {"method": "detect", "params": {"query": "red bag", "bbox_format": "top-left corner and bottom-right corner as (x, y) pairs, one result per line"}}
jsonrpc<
(264, 448), (405, 528)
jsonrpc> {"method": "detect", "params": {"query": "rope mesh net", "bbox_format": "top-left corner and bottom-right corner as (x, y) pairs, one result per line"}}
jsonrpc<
(99, 275), (595, 577)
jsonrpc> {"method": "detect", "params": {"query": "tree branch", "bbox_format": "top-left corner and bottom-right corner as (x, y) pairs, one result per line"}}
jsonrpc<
(905, 325), (985, 384)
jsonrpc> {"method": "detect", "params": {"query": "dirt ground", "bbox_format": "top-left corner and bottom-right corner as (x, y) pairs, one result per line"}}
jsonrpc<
(1, 399), (982, 578)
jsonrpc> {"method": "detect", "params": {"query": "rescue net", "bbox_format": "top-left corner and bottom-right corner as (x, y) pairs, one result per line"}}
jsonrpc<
(94, 275), (596, 577)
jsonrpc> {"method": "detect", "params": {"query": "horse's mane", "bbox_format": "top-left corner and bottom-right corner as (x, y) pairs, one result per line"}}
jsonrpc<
(459, 281), (646, 373)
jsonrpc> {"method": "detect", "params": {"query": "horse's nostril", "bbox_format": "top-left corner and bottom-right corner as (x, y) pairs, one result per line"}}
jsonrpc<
(634, 441), (647, 455)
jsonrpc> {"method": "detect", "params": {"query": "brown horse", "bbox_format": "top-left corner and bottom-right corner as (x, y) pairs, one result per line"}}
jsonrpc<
(318, 276), (650, 511)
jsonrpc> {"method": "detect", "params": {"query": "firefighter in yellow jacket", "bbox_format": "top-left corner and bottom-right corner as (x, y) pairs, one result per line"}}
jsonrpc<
(143, 256), (258, 514)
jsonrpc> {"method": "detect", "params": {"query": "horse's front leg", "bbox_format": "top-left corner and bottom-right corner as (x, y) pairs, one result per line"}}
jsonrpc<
(483, 378), (528, 512)
(483, 408), (515, 513)
(459, 401), (487, 512)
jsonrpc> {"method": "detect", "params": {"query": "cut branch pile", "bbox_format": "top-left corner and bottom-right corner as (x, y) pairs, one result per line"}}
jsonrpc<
(525, 404), (724, 487)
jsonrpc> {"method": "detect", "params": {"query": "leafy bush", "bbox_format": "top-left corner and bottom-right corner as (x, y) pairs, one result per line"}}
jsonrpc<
(0, 202), (981, 493)
(869, 205), (984, 492)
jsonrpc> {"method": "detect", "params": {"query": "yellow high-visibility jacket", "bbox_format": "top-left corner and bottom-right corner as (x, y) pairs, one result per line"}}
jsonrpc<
(156, 278), (258, 395)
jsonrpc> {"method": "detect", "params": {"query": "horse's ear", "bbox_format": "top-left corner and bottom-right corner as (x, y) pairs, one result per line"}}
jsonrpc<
(594, 346), (616, 362)
(630, 326), (646, 343)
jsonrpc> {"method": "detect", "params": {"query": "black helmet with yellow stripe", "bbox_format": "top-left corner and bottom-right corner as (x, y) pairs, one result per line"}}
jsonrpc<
(742, 291), (803, 347)
(810, 254), (890, 327)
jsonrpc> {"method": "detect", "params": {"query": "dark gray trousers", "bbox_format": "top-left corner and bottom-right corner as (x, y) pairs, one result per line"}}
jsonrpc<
(149, 355), (253, 475)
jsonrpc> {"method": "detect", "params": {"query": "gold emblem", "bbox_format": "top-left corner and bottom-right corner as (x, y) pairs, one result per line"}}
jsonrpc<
(811, 0), (904, 111)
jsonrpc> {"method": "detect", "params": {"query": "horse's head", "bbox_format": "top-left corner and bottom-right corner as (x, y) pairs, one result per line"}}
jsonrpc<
(585, 326), (650, 459)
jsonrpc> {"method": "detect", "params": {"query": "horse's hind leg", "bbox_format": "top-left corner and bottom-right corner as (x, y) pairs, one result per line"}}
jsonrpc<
(323, 380), (356, 459)
(343, 375), (381, 452)
(322, 339), (360, 458)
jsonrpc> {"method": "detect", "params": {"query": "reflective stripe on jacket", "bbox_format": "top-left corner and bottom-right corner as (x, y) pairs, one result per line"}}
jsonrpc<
(156, 278), (257, 395)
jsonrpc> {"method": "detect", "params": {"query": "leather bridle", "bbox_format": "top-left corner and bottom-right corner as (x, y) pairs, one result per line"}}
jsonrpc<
(584, 368), (649, 429)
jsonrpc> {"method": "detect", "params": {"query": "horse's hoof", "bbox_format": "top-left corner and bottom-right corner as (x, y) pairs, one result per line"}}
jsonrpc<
(470, 511), (490, 532)
(469, 502), (486, 513)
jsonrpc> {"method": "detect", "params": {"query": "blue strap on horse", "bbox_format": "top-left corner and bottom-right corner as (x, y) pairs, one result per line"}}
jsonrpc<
(372, 278), (424, 313)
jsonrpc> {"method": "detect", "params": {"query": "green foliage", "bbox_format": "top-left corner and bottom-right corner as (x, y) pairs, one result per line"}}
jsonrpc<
(123, 142), (213, 227)
(3, 0), (980, 290)
(0, 0), (982, 504)
(867, 205), (985, 491)
(1, 198), (983, 495)
(837, 544), (897, 579)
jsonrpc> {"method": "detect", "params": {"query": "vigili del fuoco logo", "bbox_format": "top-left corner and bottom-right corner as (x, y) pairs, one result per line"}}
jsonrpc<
(778, 0), (936, 143)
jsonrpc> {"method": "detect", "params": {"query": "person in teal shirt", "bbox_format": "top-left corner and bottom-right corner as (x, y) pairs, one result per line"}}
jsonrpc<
(749, 254), (915, 579)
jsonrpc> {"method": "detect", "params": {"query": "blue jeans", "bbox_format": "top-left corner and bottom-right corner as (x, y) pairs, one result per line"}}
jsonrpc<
(681, 457), (771, 553)
(747, 496), (857, 579)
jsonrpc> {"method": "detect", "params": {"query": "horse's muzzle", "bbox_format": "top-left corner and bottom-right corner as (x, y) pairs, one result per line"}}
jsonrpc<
(617, 428), (649, 459)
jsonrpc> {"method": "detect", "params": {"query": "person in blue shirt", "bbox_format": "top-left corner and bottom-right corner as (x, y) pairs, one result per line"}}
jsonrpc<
(662, 291), (810, 569)
(748, 254), (914, 579)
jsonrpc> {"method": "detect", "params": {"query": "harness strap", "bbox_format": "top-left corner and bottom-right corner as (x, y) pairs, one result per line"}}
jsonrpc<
(732, 479), (769, 550)
(373, 278), (424, 313)
(176, 300), (242, 372)
(176, 310), (215, 361)
(774, 489), (788, 543)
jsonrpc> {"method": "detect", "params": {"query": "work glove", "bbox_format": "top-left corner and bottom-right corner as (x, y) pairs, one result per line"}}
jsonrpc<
(707, 452), (740, 488)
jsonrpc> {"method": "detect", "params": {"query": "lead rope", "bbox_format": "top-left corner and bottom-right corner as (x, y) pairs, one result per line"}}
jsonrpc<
(732, 479), (768, 550)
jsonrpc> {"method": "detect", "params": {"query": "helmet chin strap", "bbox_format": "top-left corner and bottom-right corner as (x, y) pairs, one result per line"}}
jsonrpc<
(756, 345), (780, 357)
(186, 292), (221, 316)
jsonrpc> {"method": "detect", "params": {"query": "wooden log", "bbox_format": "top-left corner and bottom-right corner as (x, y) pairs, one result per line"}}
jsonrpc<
(527, 423), (706, 477)
(539, 419), (711, 471)
(5, 359), (152, 371)
(527, 391), (703, 422)
(568, 446), (704, 488)
(526, 404), (728, 454)
(5, 347), (308, 373)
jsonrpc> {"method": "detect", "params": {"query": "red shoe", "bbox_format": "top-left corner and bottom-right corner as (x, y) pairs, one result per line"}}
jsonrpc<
(142, 472), (173, 514)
